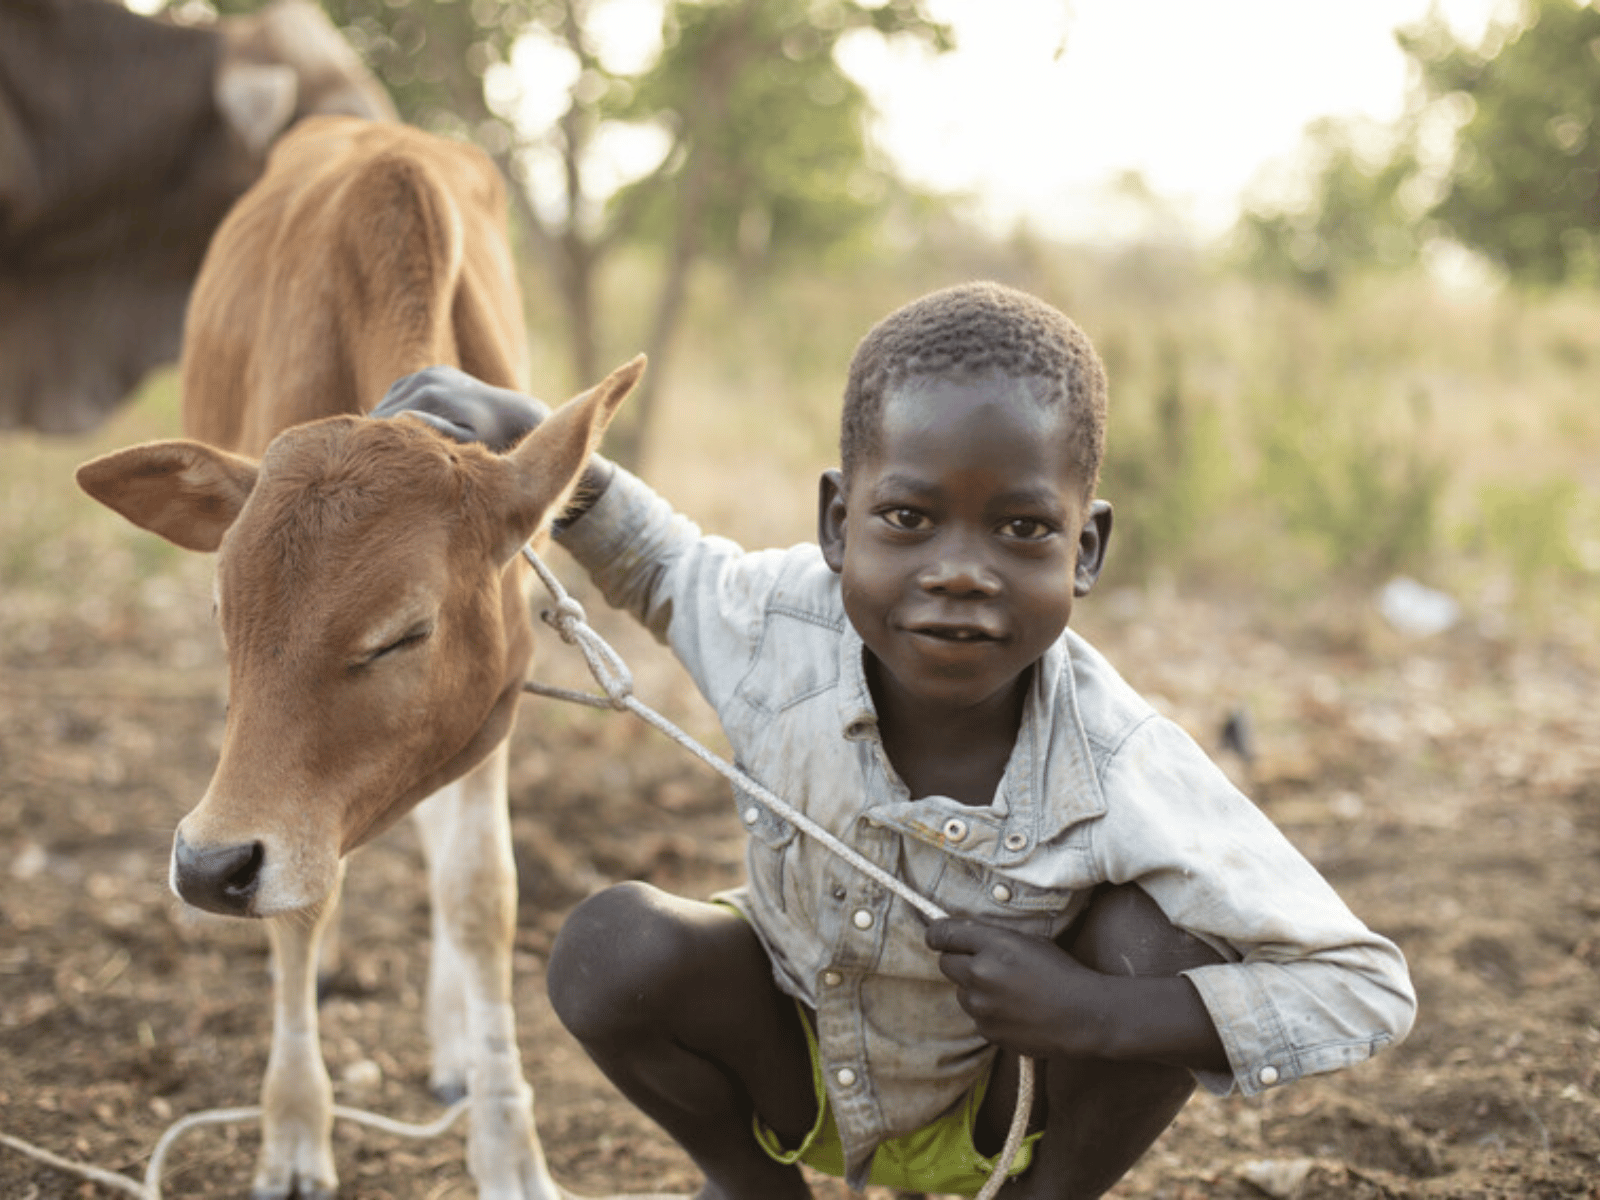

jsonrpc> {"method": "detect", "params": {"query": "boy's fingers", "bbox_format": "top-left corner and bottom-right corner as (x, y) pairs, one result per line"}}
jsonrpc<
(374, 372), (446, 419)
(925, 918), (985, 955)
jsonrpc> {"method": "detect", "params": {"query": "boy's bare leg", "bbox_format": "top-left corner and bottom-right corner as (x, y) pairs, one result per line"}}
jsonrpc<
(548, 881), (818, 1200)
(980, 884), (1225, 1200)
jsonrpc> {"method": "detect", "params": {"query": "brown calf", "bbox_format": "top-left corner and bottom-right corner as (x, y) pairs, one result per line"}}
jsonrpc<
(77, 115), (641, 1200)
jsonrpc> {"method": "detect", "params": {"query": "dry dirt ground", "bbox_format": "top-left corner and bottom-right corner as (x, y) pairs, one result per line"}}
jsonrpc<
(2, 550), (1598, 1199)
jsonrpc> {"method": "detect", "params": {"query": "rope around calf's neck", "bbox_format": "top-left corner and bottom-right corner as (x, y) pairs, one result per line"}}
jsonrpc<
(520, 545), (1035, 1200)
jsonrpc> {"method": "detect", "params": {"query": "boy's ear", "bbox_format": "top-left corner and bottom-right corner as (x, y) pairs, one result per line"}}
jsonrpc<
(1074, 500), (1113, 596)
(818, 468), (848, 573)
(75, 441), (260, 552)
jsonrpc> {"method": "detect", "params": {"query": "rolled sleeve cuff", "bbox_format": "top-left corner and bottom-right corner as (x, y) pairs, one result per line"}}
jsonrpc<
(553, 464), (659, 574)
(1183, 962), (1397, 1098)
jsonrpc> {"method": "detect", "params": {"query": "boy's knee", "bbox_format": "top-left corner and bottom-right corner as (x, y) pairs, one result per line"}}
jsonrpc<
(1067, 883), (1224, 978)
(548, 880), (689, 1038)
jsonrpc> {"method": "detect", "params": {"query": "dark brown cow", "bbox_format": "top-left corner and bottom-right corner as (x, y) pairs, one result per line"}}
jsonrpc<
(0, 0), (394, 433)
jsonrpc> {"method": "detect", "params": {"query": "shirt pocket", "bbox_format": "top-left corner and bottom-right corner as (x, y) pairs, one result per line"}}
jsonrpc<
(937, 858), (1075, 938)
(733, 780), (798, 914)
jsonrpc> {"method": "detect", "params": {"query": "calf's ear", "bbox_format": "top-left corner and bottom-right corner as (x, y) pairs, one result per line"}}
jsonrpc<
(493, 355), (643, 562)
(76, 441), (260, 553)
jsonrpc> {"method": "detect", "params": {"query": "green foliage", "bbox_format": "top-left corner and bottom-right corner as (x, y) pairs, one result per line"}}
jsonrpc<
(196, 0), (541, 156)
(1097, 344), (1235, 580)
(1471, 476), (1585, 585)
(317, 0), (518, 133)
(1252, 385), (1446, 579)
(1234, 118), (1424, 294)
(1401, 0), (1600, 286)
(1239, 0), (1600, 296)
(611, 0), (947, 266)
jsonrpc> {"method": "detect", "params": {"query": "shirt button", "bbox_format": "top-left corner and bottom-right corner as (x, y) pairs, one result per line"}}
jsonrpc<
(835, 1067), (857, 1087)
(991, 883), (1012, 904)
(1258, 1065), (1280, 1086)
(1003, 832), (1028, 852)
(742, 807), (760, 825)
(942, 818), (969, 844)
(821, 970), (843, 987)
(852, 908), (874, 930)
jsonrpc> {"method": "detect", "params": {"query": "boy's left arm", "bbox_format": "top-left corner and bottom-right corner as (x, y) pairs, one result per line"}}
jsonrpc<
(927, 919), (1230, 1074)
(1073, 715), (1418, 1096)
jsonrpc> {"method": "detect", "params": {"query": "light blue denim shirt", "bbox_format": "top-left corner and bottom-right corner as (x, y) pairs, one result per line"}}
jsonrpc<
(557, 467), (1416, 1186)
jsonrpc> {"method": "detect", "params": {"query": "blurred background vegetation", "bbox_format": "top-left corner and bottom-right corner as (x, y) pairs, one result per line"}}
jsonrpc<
(16, 0), (1600, 634)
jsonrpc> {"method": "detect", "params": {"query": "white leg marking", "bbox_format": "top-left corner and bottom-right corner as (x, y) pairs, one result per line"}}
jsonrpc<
(415, 789), (471, 1102)
(253, 864), (344, 1200)
(419, 742), (558, 1200)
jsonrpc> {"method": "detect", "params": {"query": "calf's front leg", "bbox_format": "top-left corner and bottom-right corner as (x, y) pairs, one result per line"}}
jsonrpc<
(254, 864), (345, 1200)
(415, 742), (558, 1200)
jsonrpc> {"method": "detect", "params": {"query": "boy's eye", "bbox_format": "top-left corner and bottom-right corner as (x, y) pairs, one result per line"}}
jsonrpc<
(1000, 517), (1055, 541)
(881, 508), (930, 532)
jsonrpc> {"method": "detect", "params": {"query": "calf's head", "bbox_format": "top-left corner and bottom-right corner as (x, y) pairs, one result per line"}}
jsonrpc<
(76, 358), (640, 918)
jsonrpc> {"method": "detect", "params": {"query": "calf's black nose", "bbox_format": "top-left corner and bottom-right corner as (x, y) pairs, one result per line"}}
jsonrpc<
(172, 832), (264, 916)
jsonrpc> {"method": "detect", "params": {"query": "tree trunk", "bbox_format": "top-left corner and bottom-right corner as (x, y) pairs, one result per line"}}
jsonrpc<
(607, 148), (710, 470)
(605, 3), (748, 469)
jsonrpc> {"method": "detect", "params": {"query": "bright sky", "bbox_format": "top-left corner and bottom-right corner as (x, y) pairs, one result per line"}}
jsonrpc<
(503, 0), (1510, 243)
(130, 0), (1511, 245)
(833, 0), (1508, 241)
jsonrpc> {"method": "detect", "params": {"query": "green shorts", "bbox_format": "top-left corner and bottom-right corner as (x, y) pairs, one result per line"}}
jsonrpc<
(751, 1001), (1041, 1196)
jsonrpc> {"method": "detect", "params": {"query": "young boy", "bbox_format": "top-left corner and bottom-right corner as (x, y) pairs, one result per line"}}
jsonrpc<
(377, 282), (1416, 1199)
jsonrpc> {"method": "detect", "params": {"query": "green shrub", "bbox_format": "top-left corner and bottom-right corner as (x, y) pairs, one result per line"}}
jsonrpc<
(1471, 476), (1584, 586)
(1252, 386), (1447, 579)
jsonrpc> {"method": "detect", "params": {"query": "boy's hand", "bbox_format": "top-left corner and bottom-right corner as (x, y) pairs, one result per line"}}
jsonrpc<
(375, 365), (550, 452)
(927, 918), (1111, 1061)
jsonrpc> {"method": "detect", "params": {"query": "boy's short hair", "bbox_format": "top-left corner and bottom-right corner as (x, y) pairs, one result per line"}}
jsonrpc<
(840, 281), (1108, 498)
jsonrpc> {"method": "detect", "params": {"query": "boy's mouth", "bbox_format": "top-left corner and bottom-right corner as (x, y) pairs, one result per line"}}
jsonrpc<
(908, 621), (1002, 643)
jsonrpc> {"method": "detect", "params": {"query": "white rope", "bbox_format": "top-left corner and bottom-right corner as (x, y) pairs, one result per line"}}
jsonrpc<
(0, 1099), (468, 1200)
(0, 1130), (146, 1198)
(520, 545), (1035, 1199)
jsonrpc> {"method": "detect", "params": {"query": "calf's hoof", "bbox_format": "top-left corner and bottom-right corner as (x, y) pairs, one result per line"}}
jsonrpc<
(252, 1132), (337, 1200)
(251, 1175), (336, 1200)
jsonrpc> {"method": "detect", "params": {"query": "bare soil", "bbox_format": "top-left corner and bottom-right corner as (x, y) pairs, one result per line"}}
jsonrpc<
(3, 561), (1598, 1199)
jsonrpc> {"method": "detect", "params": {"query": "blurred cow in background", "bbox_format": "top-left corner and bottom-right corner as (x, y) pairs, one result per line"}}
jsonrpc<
(0, 0), (395, 433)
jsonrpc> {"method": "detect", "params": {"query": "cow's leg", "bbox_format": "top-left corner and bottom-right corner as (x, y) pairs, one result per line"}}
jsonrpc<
(254, 863), (345, 1200)
(413, 788), (470, 1103)
(315, 897), (343, 999)
(415, 741), (557, 1200)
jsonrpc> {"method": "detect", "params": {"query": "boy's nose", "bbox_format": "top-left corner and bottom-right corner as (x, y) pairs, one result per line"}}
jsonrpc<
(919, 555), (1001, 596)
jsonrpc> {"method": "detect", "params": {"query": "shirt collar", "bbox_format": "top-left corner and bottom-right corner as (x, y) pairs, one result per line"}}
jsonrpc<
(837, 622), (878, 741)
(1012, 634), (1107, 849)
(832, 624), (1106, 859)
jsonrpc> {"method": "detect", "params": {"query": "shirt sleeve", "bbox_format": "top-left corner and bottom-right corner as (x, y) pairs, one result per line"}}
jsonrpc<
(552, 464), (784, 713)
(1092, 715), (1418, 1097)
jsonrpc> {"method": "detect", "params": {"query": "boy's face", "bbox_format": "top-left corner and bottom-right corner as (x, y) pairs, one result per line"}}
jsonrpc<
(819, 372), (1111, 717)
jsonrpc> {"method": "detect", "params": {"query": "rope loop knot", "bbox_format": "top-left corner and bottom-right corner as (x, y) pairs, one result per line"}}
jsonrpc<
(524, 545), (634, 708)
(542, 595), (590, 642)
